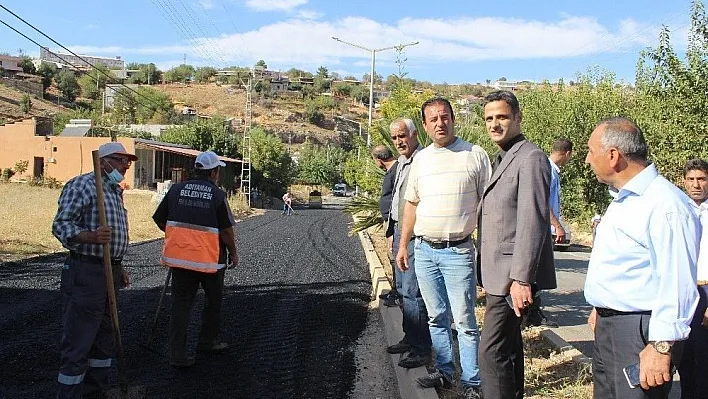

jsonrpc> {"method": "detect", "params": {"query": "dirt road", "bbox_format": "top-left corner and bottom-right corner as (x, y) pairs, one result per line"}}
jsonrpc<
(0, 205), (397, 398)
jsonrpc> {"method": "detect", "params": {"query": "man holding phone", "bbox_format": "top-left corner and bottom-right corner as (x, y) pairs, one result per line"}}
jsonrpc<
(584, 118), (699, 398)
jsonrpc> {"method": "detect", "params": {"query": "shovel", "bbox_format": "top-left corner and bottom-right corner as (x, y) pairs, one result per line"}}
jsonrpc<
(92, 150), (146, 399)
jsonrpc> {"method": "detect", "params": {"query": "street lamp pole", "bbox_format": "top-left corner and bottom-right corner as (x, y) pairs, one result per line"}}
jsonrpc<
(332, 37), (419, 146)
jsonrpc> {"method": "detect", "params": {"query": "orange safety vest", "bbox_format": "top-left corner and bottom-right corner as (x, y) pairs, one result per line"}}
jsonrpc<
(160, 179), (225, 273)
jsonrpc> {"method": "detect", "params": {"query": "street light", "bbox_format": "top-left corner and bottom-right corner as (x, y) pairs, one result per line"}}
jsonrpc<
(332, 37), (419, 145)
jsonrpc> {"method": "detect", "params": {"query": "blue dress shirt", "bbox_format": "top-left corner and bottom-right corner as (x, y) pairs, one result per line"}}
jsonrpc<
(548, 158), (561, 235)
(584, 164), (700, 341)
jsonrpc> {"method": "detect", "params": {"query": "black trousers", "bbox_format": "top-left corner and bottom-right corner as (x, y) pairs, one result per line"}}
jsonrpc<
(480, 294), (524, 399)
(170, 267), (226, 360)
(58, 256), (122, 399)
(678, 285), (708, 399)
(593, 312), (680, 399)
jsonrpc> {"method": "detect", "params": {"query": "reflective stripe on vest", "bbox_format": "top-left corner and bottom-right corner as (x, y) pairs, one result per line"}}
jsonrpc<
(58, 372), (85, 385)
(162, 221), (223, 273)
(88, 358), (112, 368)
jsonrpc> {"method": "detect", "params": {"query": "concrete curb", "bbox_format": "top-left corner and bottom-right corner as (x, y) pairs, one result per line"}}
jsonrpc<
(539, 329), (592, 365)
(358, 231), (438, 399)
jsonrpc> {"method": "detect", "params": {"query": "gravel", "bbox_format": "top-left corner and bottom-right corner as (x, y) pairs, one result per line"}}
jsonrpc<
(0, 203), (398, 398)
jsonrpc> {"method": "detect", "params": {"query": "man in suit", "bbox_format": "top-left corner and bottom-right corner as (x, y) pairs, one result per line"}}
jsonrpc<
(477, 90), (556, 399)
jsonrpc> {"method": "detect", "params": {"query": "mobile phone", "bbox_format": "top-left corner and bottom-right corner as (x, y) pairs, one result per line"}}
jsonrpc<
(623, 362), (640, 389)
(504, 294), (514, 310)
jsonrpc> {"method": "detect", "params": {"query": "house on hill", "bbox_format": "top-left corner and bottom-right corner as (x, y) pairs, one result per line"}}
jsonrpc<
(0, 117), (242, 190)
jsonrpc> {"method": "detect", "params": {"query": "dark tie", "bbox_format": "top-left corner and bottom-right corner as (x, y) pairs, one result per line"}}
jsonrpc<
(492, 153), (503, 173)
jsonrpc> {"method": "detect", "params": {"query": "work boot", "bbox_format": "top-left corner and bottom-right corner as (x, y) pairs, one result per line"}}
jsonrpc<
(416, 369), (452, 389)
(386, 341), (411, 354)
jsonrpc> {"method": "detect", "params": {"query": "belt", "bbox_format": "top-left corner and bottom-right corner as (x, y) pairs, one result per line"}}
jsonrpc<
(698, 280), (708, 286)
(418, 236), (470, 249)
(70, 251), (122, 266)
(595, 307), (651, 318)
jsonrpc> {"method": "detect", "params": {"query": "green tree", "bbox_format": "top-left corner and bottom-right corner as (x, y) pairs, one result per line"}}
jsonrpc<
(19, 56), (36, 74)
(249, 127), (297, 196)
(77, 74), (99, 100)
(254, 60), (268, 69)
(316, 66), (329, 78)
(160, 118), (238, 157)
(127, 63), (161, 84)
(297, 144), (344, 187)
(194, 66), (217, 83)
(134, 86), (176, 123)
(19, 94), (32, 114)
(110, 88), (138, 124)
(37, 62), (57, 92)
(163, 64), (195, 83)
(55, 70), (80, 101)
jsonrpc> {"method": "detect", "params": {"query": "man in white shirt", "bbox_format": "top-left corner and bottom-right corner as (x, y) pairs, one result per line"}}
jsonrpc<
(584, 117), (700, 399)
(678, 158), (708, 398)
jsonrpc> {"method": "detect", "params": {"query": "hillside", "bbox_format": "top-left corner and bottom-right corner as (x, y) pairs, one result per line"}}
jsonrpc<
(151, 83), (369, 145)
(0, 82), (68, 122)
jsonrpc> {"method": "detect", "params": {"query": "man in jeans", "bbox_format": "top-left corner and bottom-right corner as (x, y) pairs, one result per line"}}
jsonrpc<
(397, 97), (490, 399)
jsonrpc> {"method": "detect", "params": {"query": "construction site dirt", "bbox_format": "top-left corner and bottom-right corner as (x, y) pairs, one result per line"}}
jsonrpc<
(0, 205), (398, 398)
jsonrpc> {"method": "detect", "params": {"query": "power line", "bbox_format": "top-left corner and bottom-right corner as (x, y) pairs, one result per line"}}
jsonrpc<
(0, 4), (166, 110)
(151, 0), (219, 66)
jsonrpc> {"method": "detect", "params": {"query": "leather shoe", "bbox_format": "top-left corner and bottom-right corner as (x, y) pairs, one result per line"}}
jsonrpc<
(386, 341), (411, 354)
(398, 352), (431, 369)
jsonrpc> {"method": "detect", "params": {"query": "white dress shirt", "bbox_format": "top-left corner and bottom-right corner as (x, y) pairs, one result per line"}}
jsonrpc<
(585, 164), (700, 341)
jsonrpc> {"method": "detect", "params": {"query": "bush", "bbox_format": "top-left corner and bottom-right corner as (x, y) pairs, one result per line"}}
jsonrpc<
(1, 168), (15, 181)
(13, 160), (28, 176)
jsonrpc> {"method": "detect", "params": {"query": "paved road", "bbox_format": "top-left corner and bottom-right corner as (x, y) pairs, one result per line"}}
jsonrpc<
(0, 199), (397, 398)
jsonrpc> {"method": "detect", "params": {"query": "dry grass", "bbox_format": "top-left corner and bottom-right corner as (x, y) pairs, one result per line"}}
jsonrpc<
(0, 182), (258, 262)
(366, 226), (593, 399)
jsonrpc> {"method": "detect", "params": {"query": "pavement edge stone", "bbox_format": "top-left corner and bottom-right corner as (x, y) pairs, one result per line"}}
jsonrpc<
(358, 231), (439, 399)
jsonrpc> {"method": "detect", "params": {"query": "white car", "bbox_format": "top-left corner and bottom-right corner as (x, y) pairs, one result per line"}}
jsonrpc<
(333, 183), (347, 197)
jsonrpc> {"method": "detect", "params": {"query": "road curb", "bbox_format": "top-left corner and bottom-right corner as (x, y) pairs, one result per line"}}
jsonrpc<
(358, 231), (438, 399)
(538, 329), (592, 365)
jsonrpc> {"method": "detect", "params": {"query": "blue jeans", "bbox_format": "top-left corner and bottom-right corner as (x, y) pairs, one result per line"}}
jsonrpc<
(393, 227), (431, 355)
(282, 203), (291, 215)
(415, 238), (480, 387)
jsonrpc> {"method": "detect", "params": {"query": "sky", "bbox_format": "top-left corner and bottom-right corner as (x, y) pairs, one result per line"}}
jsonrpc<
(0, 0), (698, 85)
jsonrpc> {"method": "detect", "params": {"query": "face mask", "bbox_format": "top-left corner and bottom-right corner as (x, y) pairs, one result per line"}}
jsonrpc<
(103, 162), (124, 186)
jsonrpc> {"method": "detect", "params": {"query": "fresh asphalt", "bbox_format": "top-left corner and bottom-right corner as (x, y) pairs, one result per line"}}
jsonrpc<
(0, 196), (398, 398)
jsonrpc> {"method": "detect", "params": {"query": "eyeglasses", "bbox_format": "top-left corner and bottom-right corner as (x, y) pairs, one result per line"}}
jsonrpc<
(107, 156), (132, 167)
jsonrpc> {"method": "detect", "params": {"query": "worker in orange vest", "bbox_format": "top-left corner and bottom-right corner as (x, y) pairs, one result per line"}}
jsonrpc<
(153, 151), (238, 368)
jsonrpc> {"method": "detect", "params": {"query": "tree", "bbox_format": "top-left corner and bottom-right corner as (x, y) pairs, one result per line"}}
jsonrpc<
(194, 66), (217, 83)
(77, 74), (99, 100)
(19, 94), (32, 114)
(316, 66), (329, 78)
(127, 63), (161, 84)
(254, 60), (268, 69)
(163, 64), (195, 83)
(19, 57), (36, 74)
(249, 127), (297, 196)
(160, 118), (238, 157)
(55, 70), (80, 101)
(110, 88), (138, 124)
(37, 62), (57, 92)
(296, 144), (344, 187)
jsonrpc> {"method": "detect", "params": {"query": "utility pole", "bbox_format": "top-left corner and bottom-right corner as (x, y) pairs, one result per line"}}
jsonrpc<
(331, 37), (419, 146)
(183, 53), (186, 66)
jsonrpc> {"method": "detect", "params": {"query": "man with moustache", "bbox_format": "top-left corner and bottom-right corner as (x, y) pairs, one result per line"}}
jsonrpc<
(584, 118), (698, 399)
(678, 158), (708, 399)
(397, 98), (490, 399)
(384, 118), (432, 369)
(477, 90), (556, 399)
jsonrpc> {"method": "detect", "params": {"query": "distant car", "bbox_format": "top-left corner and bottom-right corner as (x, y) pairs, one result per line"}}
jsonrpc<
(553, 219), (572, 252)
(333, 183), (347, 197)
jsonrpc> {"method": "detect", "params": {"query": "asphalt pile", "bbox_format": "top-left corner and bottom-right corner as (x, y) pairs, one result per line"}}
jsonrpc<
(0, 207), (374, 398)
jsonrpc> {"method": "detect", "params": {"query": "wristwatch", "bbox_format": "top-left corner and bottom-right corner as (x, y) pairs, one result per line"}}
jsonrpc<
(651, 341), (673, 355)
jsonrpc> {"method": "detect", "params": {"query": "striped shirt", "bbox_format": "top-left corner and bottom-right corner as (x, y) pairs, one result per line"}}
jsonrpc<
(404, 137), (491, 241)
(52, 172), (130, 259)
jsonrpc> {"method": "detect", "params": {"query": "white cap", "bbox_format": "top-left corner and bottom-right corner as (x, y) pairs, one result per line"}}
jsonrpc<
(98, 142), (138, 161)
(195, 151), (226, 170)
